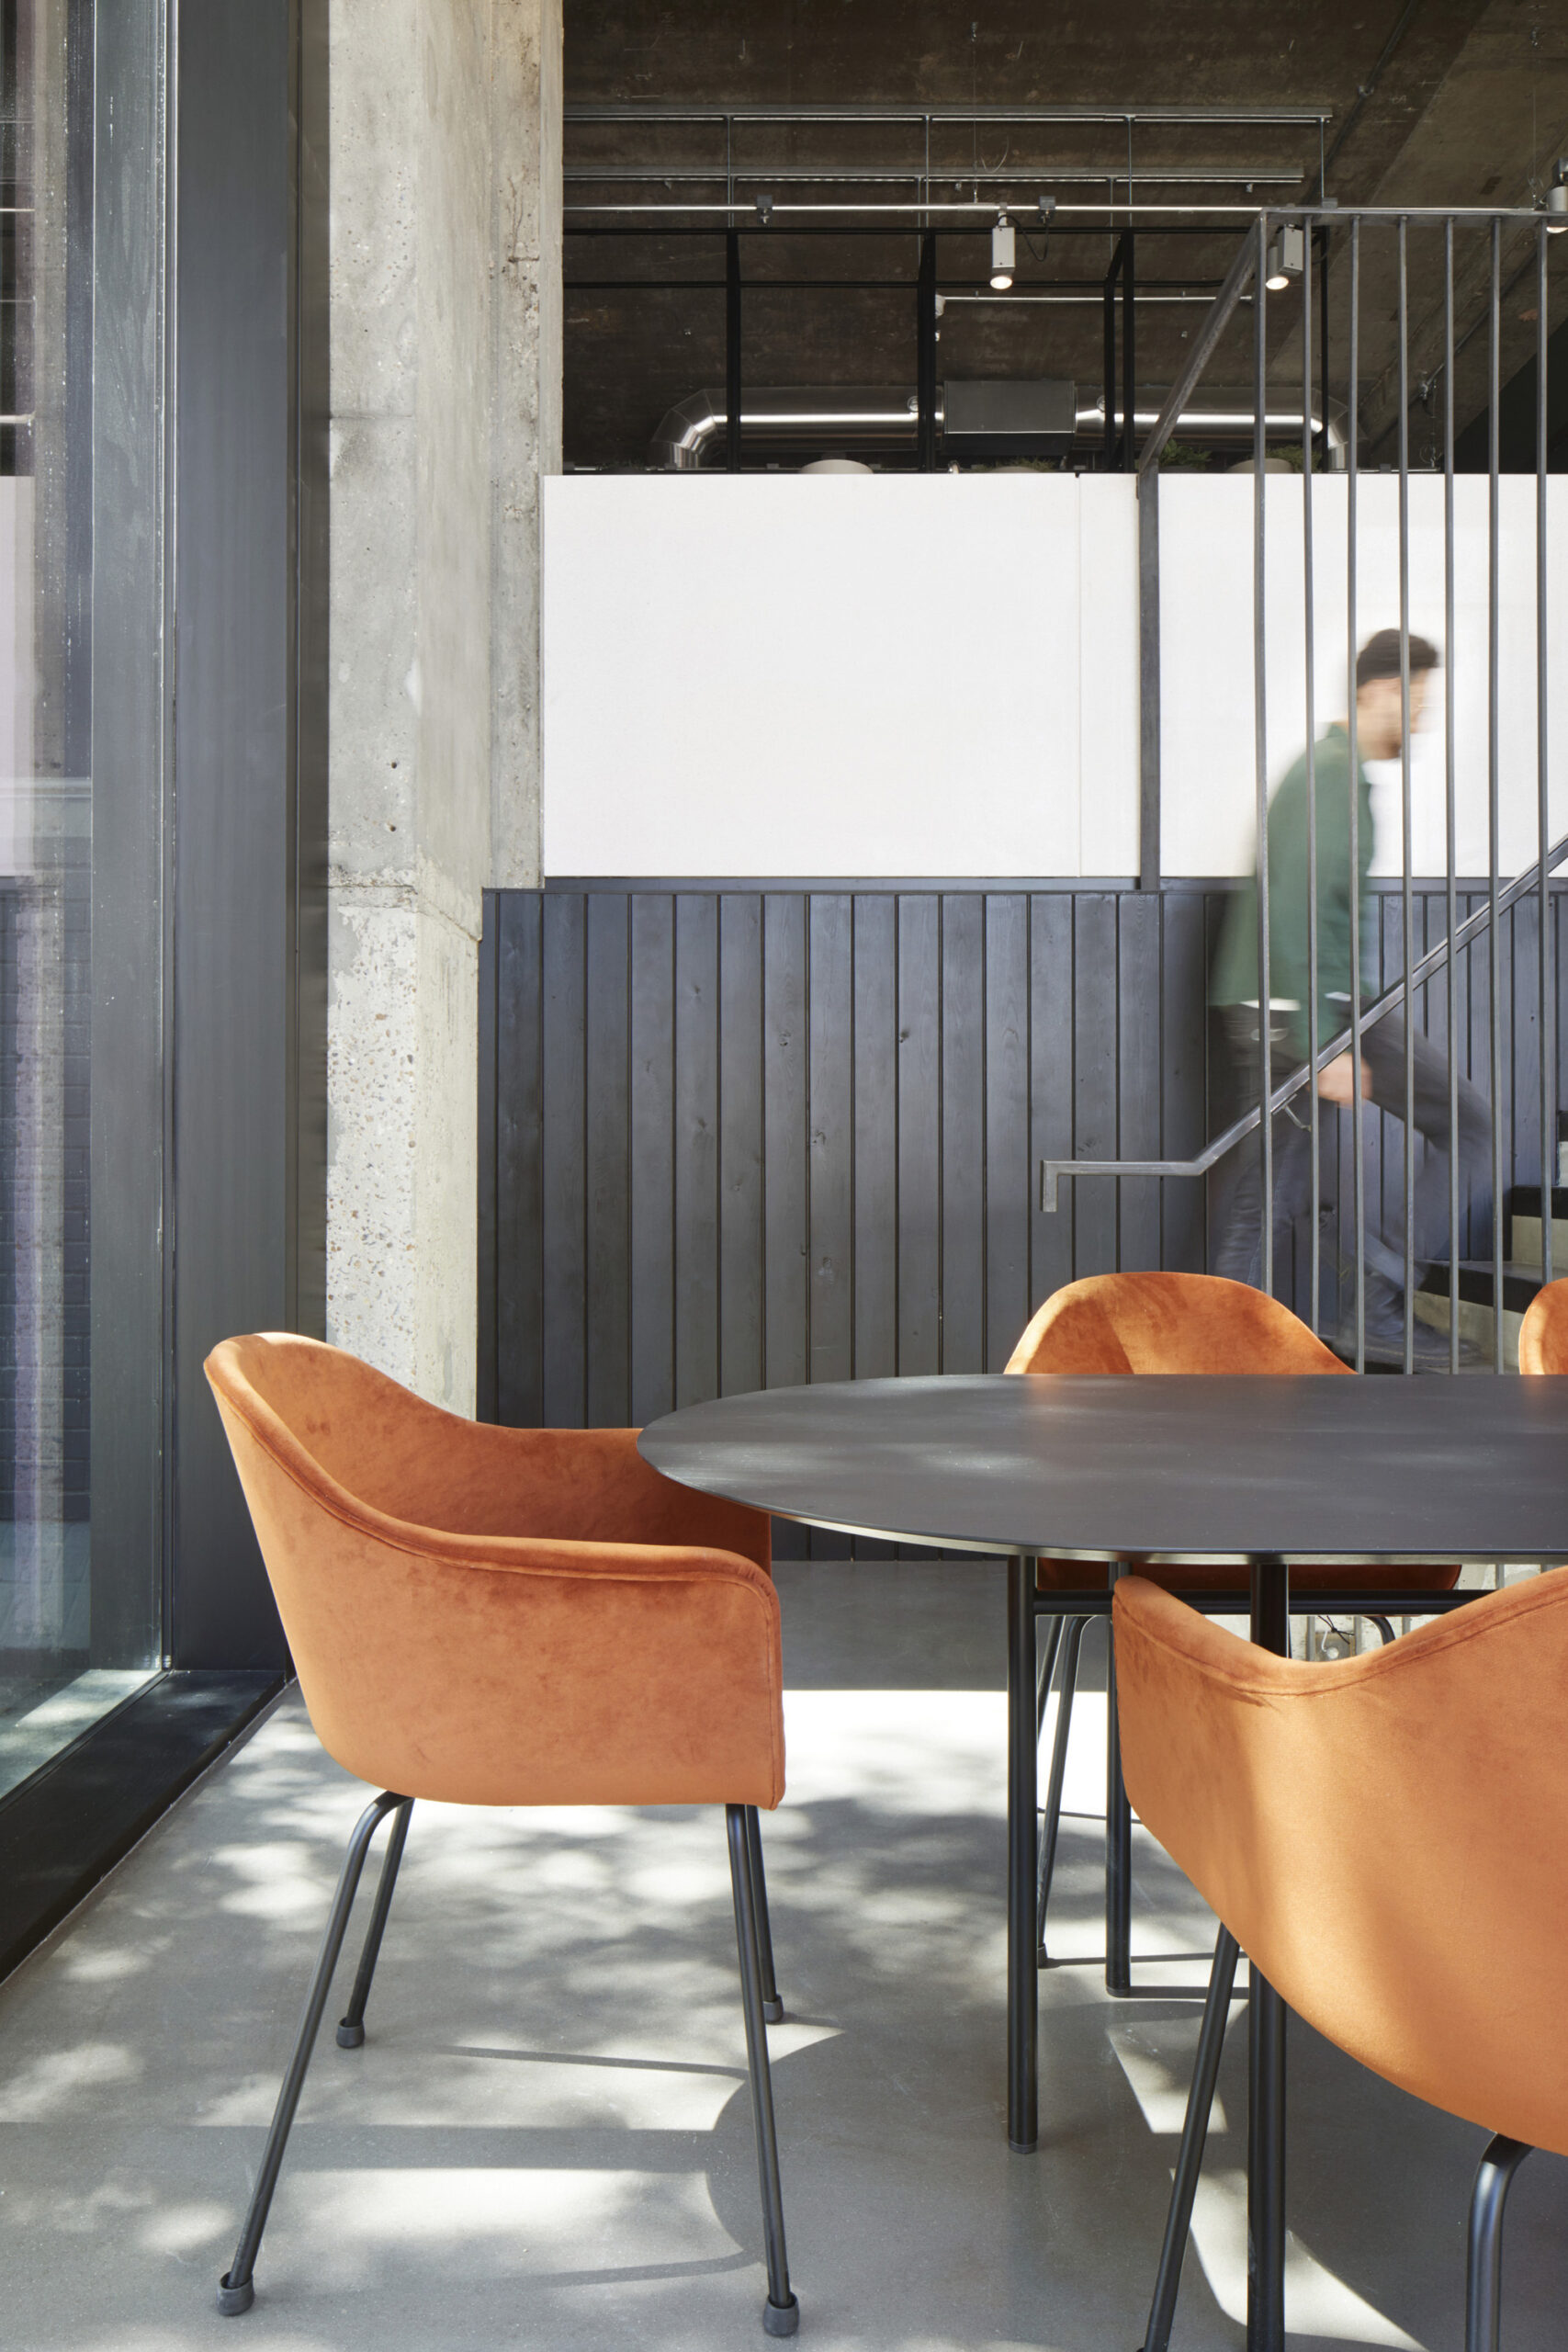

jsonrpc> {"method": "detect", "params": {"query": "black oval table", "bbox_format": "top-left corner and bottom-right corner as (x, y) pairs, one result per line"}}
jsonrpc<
(641, 1371), (1568, 2352)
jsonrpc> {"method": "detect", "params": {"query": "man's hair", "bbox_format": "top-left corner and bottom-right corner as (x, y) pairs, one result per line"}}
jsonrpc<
(1356, 628), (1439, 689)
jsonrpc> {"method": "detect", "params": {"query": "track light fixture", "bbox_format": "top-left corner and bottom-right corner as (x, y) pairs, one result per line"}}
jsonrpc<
(1546, 159), (1568, 235)
(990, 214), (1015, 291)
(1264, 224), (1304, 291)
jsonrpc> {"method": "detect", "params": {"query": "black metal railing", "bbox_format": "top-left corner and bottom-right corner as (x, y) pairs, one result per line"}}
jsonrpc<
(1043, 202), (1557, 1374)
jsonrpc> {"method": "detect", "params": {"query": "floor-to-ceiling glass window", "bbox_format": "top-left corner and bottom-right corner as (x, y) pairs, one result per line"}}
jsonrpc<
(0, 0), (164, 1793)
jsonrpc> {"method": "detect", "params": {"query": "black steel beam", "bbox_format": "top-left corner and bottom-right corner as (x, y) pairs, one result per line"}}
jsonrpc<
(726, 230), (741, 469)
(917, 232), (937, 470)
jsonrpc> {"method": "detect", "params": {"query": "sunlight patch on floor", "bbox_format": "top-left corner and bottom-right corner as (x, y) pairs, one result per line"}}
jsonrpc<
(1188, 2167), (1426, 2348)
(1109, 2019), (1233, 2136)
(781, 1690), (1007, 1815)
(286, 2165), (736, 2284)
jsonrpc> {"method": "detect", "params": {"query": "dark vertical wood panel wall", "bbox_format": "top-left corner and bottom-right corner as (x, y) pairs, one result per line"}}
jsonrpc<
(481, 884), (1568, 1506)
(896, 897), (942, 1375)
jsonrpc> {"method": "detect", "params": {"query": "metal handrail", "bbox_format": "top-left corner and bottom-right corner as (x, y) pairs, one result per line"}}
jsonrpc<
(1040, 835), (1568, 1211)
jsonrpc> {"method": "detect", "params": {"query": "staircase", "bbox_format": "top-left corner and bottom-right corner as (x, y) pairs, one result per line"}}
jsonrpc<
(1415, 1182), (1568, 1371)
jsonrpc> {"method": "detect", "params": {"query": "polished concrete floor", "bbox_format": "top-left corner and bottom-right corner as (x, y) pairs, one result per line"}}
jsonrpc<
(0, 1560), (1562, 2350)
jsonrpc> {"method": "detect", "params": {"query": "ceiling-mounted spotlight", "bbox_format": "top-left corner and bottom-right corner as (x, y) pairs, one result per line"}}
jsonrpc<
(1546, 159), (1568, 235)
(990, 214), (1016, 291)
(1264, 224), (1305, 292)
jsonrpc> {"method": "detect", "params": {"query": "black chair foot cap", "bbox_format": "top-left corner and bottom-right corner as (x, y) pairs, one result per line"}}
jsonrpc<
(762, 1997), (784, 2024)
(763, 2293), (800, 2336)
(1008, 2137), (1037, 2154)
(335, 2019), (366, 2049)
(217, 2274), (254, 2316)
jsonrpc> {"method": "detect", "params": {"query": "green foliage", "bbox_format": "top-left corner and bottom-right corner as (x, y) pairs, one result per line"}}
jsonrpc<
(1154, 439), (1213, 470)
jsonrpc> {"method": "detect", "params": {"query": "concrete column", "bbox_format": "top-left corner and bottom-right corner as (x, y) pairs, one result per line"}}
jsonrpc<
(326, 0), (560, 1408)
(492, 0), (562, 888)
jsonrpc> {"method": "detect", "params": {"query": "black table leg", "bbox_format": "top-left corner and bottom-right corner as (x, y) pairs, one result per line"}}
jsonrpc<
(1247, 1555), (1290, 2351)
(1007, 1553), (1038, 2152)
(1105, 1561), (1132, 1994)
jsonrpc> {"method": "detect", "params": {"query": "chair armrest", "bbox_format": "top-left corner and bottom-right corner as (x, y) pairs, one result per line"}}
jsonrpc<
(289, 1408), (772, 1571)
(206, 1337), (771, 1567)
(422, 1424), (772, 1568)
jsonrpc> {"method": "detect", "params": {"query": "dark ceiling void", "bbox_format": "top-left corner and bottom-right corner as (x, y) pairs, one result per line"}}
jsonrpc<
(1453, 309), (1568, 470)
(562, 2), (1568, 475)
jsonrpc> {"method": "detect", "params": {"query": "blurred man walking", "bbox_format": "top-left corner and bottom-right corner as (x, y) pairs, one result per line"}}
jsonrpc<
(1210, 628), (1489, 1366)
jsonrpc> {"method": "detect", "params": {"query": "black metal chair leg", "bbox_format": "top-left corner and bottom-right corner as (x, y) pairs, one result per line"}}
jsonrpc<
(219, 1790), (407, 2316)
(336, 1797), (413, 2048)
(743, 1805), (784, 2024)
(1036, 1615), (1087, 1960)
(1465, 2133), (1531, 2352)
(1139, 1926), (1241, 2352)
(1247, 1557), (1291, 2352)
(728, 1804), (800, 2336)
(1106, 1595), (1133, 1996)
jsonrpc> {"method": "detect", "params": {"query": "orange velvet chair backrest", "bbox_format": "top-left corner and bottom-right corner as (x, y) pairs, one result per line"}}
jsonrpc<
(1520, 1278), (1568, 1374)
(205, 1333), (783, 1812)
(1113, 1572), (1568, 2156)
(1005, 1271), (1349, 1377)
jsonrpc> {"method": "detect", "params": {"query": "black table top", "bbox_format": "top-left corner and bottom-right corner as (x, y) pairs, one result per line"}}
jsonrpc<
(639, 1374), (1568, 1565)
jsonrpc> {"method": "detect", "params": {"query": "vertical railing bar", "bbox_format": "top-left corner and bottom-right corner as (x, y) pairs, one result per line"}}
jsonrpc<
(1303, 218), (1321, 1334)
(1254, 212), (1273, 1299)
(1348, 217), (1366, 1369)
(726, 230), (742, 472)
(916, 231), (938, 472)
(1537, 219), (1553, 1294)
(1122, 232), (1136, 473)
(1397, 217), (1416, 1374)
(1488, 216), (1505, 1374)
(1104, 247), (1118, 469)
(1319, 224), (1330, 472)
(1445, 218), (1460, 1374)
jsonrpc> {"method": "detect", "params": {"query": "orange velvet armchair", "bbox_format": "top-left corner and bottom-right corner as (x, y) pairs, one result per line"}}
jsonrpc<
(205, 1332), (799, 2335)
(1006, 1272), (1460, 1979)
(1113, 1569), (1568, 2352)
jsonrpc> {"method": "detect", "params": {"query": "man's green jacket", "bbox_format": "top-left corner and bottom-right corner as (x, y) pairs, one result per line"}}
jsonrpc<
(1210, 723), (1374, 1064)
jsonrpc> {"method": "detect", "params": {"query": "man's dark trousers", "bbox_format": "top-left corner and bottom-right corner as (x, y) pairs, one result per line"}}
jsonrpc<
(1210, 1008), (1492, 1297)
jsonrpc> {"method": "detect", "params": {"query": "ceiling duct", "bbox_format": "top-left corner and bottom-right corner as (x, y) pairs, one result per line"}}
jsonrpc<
(651, 388), (924, 470)
(649, 385), (1345, 470)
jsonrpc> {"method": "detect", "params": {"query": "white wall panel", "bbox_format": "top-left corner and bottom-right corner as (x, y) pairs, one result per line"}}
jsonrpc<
(1160, 472), (1568, 877)
(542, 473), (1138, 877)
(1078, 476), (1140, 875)
(544, 470), (1564, 884)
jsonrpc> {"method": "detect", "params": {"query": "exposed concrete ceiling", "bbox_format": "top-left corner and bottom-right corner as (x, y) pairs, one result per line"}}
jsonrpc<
(562, 0), (1568, 470)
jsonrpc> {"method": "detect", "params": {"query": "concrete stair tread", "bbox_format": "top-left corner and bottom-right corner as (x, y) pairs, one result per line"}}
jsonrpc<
(1418, 1260), (1541, 1312)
